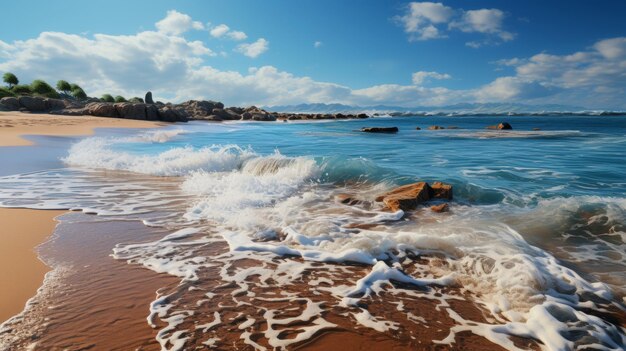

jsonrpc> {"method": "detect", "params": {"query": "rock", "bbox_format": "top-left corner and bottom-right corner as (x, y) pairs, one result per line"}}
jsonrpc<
(498, 122), (512, 130)
(86, 102), (118, 117)
(45, 98), (66, 111)
(145, 91), (154, 104)
(180, 100), (225, 118)
(0, 97), (19, 110)
(357, 113), (369, 119)
(361, 127), (399, 133)
(375, 182), (432, 212)
(18, 96), (47, 111)
(212, 108), (240, 120)
(428, 125), (445, 130)
(430, 181), (453, 200)
(431, 203), (449, 213)
(252, 113), (276, 121)
(415, 127), (421, 130)
(447, 126), (460, 129)
(146, 104), (159, 120)
(114, 103), (146, 120)
(532, 128), (541, 131)
(49, 108), (87, 116)
(335, 194), (362, 206)
(157, 105), (189, 122)
(487, 122), (513, 130)
(241, 112), (252, 120)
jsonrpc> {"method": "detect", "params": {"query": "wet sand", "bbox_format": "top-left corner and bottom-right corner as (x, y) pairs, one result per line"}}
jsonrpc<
(0, 208), (65, 322)
(0, 111), (164, 146)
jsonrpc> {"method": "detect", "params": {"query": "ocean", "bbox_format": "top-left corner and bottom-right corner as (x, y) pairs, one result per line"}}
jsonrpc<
(1, 115), (625, 350)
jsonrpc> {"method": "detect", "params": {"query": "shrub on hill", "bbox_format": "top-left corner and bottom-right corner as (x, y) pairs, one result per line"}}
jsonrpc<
(101, 94), (115, 102)
(114, 95), (127, 103)
(128, 97), (144, 103)
(31, 79), (60, 98)
(56, 80), (72, 95)
(11, 84), (33, 95)
(0, 87), (16, 98)
(71, 87), (87, 100)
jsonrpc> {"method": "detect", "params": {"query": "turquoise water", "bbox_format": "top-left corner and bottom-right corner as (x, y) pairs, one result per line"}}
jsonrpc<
(2, 115), (625, 350)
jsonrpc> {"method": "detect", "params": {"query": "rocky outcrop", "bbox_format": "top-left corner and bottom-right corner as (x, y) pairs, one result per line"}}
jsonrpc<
(86, 102), (117, 117)
(0, 97), (19, 110)
(361, 127), (399, 133)
(428, 125), (445, 130)
(375, 181), (453, 212)
(487, 122), (513, 130)
(115, 103), (147, 120)
(0, 96), (68, 112)
(145, 91), (154, 104)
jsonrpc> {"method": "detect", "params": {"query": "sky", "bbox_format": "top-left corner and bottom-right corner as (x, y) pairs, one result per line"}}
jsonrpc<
(0, 0), (625, 109)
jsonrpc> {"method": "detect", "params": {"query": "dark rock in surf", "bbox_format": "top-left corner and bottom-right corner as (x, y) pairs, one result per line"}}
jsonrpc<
(487, 122), (513, 130)
(360, 127), (399, 133)
(428, 125), (445, 130)
(415, 127), (421, 130)
(430, 181), (453, 200)
(375, 182), (432, 212)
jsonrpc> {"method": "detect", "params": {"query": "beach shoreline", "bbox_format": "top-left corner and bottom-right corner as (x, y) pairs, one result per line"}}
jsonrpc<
(0, 208), (66, 323)
(0, 111), (166, 147)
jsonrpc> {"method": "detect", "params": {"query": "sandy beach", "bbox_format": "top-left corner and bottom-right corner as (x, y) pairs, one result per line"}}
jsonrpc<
(0, 208), (65, 322)
(0, 111), (164, 147)
(0, 112), (165, 324)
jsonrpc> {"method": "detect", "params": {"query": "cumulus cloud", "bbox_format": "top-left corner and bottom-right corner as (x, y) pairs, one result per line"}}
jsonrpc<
(156, 10), (204, 35)
(397, 2), (514, 46)
(397, 2), (454, 40)
(210, 24), (248, 41)
(412, 71), (451, 85)
(0, 10), (624, 109)
(235, 38), (269, 58)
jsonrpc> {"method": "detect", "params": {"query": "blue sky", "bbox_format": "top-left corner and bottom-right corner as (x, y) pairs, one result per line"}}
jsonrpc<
(1, 0), (625, 108)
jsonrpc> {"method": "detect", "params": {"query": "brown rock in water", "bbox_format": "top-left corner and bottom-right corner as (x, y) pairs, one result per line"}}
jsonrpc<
(431, 203), (449, 213)
(487, 122), (513, 130)
(430, 181), (453, 200)
(361, 127), (399, 133)
(428, 125), (445, 130)
(376, 182), (432, 212)
(335, 194), (361, 206)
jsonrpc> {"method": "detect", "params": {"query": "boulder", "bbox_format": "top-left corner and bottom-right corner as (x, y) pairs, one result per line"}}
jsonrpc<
(146, 104), (159, 120)
(114, 103), (146, 120)
(357, 113), (369, 119)
(430, 181), (453, 200)
(375, 182), (432, 212)
(49, 108), (87, 116)
(428, 125), (445, 130)
(158, 105), (189, 122)
(145, 91), (154, 104)
(0, 97), (20, 111)
(18, 96), (47, 111)
(252, 113), (276, 121)
(447, 126), (460, 129)
(532, 128), (541, 131)
(361, 127), (399, 133)
(431, 203), (449, 213)
(45, 98), (66, 111)
(241, 112), (253, 120)
(86, 102), (118, 117)
(415, 127), (421, 130)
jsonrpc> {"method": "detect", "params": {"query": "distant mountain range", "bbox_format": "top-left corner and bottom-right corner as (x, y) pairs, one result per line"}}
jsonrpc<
(264, 102), (625, 115)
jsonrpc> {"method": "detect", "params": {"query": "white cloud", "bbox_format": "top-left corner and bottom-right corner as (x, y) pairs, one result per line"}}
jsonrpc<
(209, 24), (230, 38)
(235, 38), (269, 58)
(412, 71), (451, 85)
(398, 2), (454, 40)
(210, 24), (248, 41)
(397, 3), (514, 46)
(314, 41), (323, 48)
(156, 10), (204, 35)
(1, 11), (624, 109)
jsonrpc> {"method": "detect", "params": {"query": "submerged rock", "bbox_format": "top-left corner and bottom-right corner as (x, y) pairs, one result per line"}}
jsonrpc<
(431, 181), (453, 200)
(428, 125), (445, 130)
(360, 127), (399, 133)
(487, 122), (513, 130)
(431, 203), (449, 213)
(415, 127), (421, 130)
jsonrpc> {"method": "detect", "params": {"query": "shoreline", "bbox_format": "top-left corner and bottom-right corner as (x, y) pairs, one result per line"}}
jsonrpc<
(0, 111), (166, 147)
(0, 208), (66, 323)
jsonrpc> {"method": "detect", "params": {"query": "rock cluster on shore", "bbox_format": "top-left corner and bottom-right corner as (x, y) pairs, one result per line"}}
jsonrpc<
(0, 95), (371, 122)
(374, 181), (453, 212)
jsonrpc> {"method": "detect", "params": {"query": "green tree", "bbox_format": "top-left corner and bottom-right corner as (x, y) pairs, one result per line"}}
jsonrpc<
(0, 87), (16, 98)
(72, 87), (87, 100)
(114, 95), (127, 103)
(101, 94), (115, 102)
(2, 72), (18, 88)
(11, 84), (33, 95)
(56, 80), (72, 94)
(31, 79), (60, 98)
(128, 97), (144, 103)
